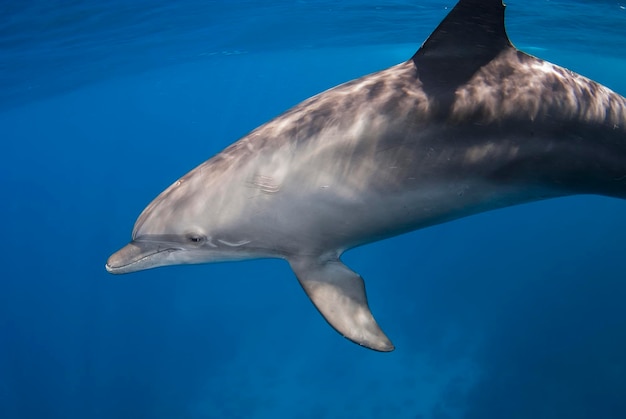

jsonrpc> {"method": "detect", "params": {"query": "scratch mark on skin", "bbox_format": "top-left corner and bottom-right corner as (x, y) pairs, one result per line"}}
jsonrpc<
(248, 175), (281, 194)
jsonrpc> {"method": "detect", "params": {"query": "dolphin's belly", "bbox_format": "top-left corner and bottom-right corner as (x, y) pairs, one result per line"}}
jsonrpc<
(251, 175), (533, 256)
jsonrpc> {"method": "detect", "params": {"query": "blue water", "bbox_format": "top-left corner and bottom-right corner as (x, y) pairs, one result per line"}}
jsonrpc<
(2, 1), (626, 418)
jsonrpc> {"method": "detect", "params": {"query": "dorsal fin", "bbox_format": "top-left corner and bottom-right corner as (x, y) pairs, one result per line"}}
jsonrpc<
(414, 0), (511, 62)
(412, 0), (513, 114)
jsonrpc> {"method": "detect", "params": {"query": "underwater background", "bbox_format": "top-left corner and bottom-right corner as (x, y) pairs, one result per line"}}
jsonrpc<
(2, 0), (626, 417)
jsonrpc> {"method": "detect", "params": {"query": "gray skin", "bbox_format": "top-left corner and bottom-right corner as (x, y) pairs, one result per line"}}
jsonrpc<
(106, 0), (626, 351)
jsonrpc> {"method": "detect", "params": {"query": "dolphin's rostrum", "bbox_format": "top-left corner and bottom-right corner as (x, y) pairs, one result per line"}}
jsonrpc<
(106, 0), (626, 351)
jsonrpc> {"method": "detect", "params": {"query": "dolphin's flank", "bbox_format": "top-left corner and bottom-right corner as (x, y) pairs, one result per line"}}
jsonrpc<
(107, 0), (626, 351)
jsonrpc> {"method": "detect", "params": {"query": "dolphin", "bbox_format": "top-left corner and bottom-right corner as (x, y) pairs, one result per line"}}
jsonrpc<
(106, 0), (626, 351)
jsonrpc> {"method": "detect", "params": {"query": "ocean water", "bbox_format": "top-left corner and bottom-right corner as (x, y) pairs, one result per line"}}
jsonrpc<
(1, 0), (626, 418)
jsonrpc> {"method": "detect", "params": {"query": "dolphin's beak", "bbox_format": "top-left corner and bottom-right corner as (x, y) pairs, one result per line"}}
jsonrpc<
(105, 240), (177, 274)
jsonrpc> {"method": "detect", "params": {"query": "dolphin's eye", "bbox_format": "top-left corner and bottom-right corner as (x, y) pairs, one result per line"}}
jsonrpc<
(186, 233), (206, 244)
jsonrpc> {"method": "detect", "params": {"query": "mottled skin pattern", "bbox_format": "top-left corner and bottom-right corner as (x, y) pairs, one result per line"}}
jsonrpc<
(107, 0), (626, 351)
(129, 48), (626, 257)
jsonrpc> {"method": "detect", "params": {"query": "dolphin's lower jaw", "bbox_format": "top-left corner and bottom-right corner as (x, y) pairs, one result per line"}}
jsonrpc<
(105, 241), (179, 274)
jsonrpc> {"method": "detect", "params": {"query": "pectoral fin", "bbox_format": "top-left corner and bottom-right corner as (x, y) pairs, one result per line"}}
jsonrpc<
(289, 256), (394, 352)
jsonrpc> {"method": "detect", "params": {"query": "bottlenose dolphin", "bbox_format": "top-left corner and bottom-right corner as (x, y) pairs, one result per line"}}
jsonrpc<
(106, 0), (626, 351)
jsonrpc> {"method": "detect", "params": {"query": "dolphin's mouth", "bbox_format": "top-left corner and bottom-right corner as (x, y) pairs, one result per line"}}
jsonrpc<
(105, 240), (179, 274)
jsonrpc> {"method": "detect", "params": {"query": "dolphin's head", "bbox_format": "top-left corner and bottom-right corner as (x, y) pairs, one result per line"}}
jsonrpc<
(106, 162), (258, 274)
